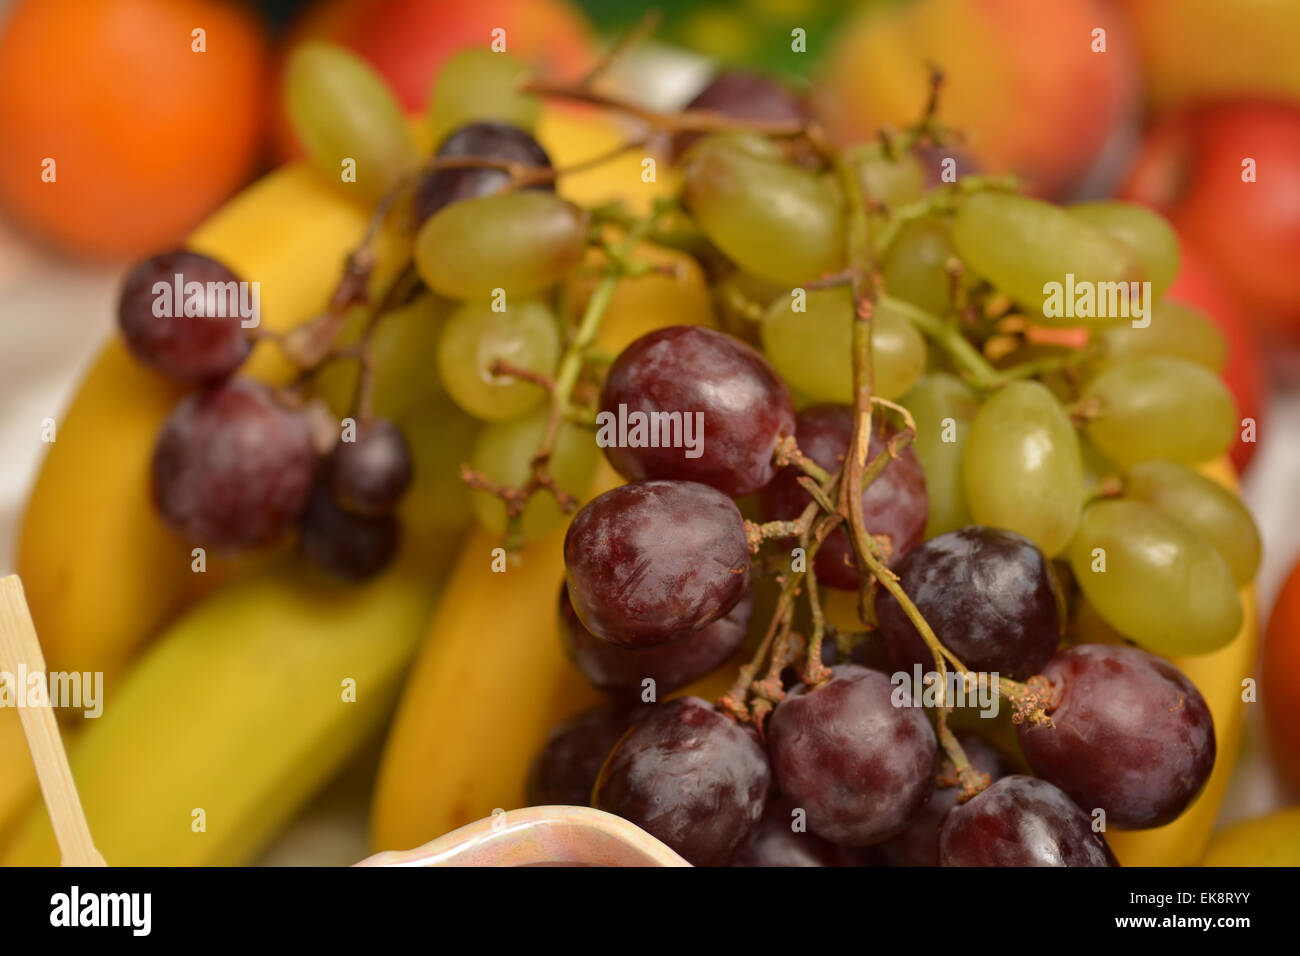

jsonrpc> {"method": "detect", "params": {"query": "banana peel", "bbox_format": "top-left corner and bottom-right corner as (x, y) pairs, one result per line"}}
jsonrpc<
(1201, 807), (1300, 867)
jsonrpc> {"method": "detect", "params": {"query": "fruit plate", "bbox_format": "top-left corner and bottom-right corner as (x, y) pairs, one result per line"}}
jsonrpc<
(355, 805), (689, 867)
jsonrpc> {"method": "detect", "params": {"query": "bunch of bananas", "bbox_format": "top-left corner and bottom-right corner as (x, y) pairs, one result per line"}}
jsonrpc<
(0, 43), (1258, 868)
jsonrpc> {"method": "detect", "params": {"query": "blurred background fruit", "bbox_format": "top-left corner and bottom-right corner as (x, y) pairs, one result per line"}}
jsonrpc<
(270, 0), (594, 159)
(820, 0), (1140, 199)
(1263, 556), (1300, 794)
(0, 0), (269, 258)
(1121, 102), (1300, 346)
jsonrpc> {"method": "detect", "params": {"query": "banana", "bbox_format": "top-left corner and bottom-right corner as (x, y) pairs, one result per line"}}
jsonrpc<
(1201, 807), (1300, 867)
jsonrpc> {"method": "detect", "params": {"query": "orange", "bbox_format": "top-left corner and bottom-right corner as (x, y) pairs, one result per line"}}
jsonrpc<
(0, 0), (269, 259)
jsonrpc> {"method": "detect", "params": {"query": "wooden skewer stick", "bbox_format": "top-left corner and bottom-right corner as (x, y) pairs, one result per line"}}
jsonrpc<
(0, 575), (106, 866)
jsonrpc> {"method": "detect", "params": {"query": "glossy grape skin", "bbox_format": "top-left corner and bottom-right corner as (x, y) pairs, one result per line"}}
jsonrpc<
(761, 287), (927, 404)
(1067, 499), (1242, 655)
(768, 665), (938, 846)
(1018, 644), (1216, 830)
(881, 217), (962, 319)
(427, 49), (540, 148)
(598, 326), (794, 497)
(877, 733), (1013, 866)
(1069, 200), (1180, 299)
(682, 134), (843, 286)
(299, 481), (400, 581)
(564, 481), (750, 648)
(759, 405), (928, 589)
(938, 775), (1118, 867)
(963, 380), (1084, 557)
(875, 527), (1062, 680)
(1093, 300), (1226, 372)
(950, 192), (1143, 323)
(671, 70), (808, 160)
(414, 122), (553, 226)
(901, 374), (977, 538)
(1124, 460), (1260, 585)
(284, 42), (418, 203)
(592, 696), (770, 866)
(559, 585), (751, 702)
(730, 796), (880, 867)
(151, 379), (315, 550)
(327, 418), (412, 515)
(1083, 356), (1236, 469)
(436, 298), (559, 422)
(415, 191), (588, 300)
(118, 250), (252, 384)
(470, 408), (597, 542)
(526, 702), (648, 807)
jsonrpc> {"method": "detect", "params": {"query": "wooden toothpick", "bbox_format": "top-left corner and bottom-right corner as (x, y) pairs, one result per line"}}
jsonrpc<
(0, 575), (106, 866)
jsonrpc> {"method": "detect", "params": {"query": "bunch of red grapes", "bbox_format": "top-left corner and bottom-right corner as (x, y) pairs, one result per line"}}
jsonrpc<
(530, 323), (1216, 868)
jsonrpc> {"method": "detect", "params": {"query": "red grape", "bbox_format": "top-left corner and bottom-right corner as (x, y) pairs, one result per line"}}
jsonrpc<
(151, 379), (315, 549)
(1016, 644), (1216, 829)
(877, 732), (1013, 866)
(874, 526), (1062, 680)
(414, 121), (553, 225)
(759, 405), (927, 589)
(598, 326), (796, 498)
(767, 664), (937, 846)
(118, 250), (252, 384)
(526, 702), (648, 808)
(729, 796), (880, 867)
(299, 481), (399, 581)
(564, 480), (751, 648)
(327, 417), (412, 516)
(672, 70), (809, 160)
(938, 775), (1118, 866)
(558, 584), (752, 702)
(593, 696), (770, 866)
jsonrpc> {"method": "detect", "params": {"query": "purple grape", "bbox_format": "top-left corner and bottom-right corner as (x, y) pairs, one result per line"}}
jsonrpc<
(767, 664), (937, 846)
(598, 326), (796, 498)
(559, 585), (752, 701)
(526, 702), (648, 807)
(877, 732), (1013, 866)
(1017, 644), (1216, 829)
(327, 418), (412, 515)
(729, 796), (880, 867)
(759, 405), (928, 589)
(414, 122), (553, 225)
(938, 775), (1118, 866)
(874, 526), (1062, 680)
(118, 250), (252, 383)
(672, 70), (809, 160)
(592, 696), (770, 866)
(151, 379), (315, 549)
(564, 480), (751, 648)
(912, 143), (982, 188)
(299, 481), (400, 581)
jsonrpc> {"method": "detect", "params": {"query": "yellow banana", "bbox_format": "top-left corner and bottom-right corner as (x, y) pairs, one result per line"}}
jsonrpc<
(1201, 807), (1300, 867)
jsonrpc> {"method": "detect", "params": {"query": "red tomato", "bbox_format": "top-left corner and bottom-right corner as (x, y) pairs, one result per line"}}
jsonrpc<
(1264, 557), (1300, 794)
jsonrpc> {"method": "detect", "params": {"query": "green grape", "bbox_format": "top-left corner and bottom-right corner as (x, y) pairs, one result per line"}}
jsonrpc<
(1124, 459), (1261, 585)
(1068, 200), (1180, 299)
(316, 294), (454, 420)
(950, 192), (1144, 325)
(715, 270), (784, 343)
(469, 408), (598, 541)
(881, 216), (965, 319)
(427, 48), (540, 148)
(398, 400), (480, 545)
(1067, 499), (1242, 655)
(1094, 300), (1226, 372)
(900, 373), (978, 538)
(963, 380), (1084, 556)
(683, 135), (843, 286)
(847, 142), (926, 209)
(1083, 356), (1236, 468)
(415, 191), (589, 300)
(284, 42), (419, 204)
(436, 298), (560, 421)
(761, 287), (926, 403)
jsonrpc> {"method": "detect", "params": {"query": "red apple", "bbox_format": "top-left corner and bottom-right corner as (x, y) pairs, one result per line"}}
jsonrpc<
(271, 0), (593, 161)
(1165, 243), (1267, 475)
(1121, 102), (1300, 344)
